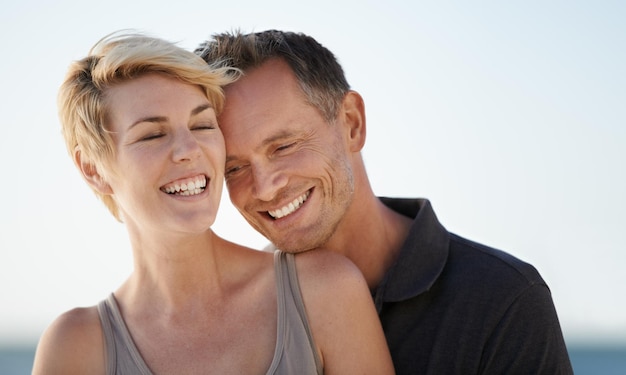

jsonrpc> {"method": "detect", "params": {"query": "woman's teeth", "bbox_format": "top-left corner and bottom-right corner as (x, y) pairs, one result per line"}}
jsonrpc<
(163, 176), (207, 196)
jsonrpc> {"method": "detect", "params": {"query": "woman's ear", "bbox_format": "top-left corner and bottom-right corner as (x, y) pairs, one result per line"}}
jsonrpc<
(74, 147), (113, 195)
(341, 91), (366, 152)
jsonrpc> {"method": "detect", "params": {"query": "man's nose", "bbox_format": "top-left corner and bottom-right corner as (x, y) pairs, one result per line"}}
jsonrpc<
(251, 163), (287, 202)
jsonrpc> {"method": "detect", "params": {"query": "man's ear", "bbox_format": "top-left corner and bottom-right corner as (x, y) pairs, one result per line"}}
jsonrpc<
(74, 148), (113, 195)
(341, 91), (366, 152)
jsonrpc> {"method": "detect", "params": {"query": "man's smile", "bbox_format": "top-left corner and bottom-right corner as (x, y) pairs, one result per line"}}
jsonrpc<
(268, 190), (311, 219)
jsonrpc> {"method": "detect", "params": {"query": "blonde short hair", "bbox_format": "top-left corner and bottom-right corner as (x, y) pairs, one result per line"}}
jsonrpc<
(58, 32), (238, 220)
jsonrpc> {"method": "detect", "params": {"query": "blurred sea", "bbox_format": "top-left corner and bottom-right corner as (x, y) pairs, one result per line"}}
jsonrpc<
(1, 344), (625, 374)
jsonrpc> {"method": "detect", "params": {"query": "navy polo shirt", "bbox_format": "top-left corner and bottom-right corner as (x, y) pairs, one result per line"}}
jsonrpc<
(375, 198), (573, 374)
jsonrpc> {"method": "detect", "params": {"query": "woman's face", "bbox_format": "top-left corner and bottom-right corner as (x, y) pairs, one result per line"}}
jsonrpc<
(101, 73), (225, 236)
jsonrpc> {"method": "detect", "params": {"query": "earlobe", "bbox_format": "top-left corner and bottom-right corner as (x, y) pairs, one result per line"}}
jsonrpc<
(342, 91), (366, 152)
(74, 148), (113, 195)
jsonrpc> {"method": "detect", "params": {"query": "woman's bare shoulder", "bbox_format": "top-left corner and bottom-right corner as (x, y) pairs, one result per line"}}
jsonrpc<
(292, 249), (371, 318)
(294, 249), (365, 291)
(293, 249), (395, 374)
(32, 305), (106, 375)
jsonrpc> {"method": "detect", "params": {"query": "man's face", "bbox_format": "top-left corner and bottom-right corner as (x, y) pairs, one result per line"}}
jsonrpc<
(219, 59), (355, 252)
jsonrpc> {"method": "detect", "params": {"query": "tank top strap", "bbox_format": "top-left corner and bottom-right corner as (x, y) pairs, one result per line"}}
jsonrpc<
(97, 297), (117, 375)
(271, 250), (323, 374)
(283, 251), (320, 363)
(97, 294), (153, 374)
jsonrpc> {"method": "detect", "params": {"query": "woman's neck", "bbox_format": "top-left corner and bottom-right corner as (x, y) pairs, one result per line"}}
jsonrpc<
(120, 227), (228, 315)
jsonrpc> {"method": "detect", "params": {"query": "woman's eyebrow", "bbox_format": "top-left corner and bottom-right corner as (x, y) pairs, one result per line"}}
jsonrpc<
(129, 115), (167, 129)
(191, 103), (213, 116)
(128, 103), (213, 129)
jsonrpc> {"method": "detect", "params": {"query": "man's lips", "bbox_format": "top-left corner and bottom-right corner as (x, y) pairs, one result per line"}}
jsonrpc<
(267, 190), (311, 219)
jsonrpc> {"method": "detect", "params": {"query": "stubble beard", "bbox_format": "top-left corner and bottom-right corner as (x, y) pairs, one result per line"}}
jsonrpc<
(270, 162), (355, 254)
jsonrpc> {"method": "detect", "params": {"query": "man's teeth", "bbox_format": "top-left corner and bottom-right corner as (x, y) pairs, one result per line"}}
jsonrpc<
(164, 176), (207, 196)
(268, 192), (309, 219)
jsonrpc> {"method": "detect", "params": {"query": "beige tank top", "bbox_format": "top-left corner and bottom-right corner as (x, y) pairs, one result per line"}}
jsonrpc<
(97, 250), (323, 374)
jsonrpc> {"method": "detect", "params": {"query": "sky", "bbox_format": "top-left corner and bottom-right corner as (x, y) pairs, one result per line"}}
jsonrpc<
(1, 1), (624, 347)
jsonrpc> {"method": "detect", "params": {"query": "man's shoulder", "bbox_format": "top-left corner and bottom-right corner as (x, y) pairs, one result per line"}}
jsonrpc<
(447, 233), (547, 288)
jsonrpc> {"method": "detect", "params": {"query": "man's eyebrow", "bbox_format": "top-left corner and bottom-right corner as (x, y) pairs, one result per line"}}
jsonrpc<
(128, 103), (213, 129)
(225, 130), (297, 164)
(260, 130), (294, 147)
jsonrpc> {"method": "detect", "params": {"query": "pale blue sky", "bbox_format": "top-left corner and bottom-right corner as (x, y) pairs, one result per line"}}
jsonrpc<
(1, 0), (624, 346)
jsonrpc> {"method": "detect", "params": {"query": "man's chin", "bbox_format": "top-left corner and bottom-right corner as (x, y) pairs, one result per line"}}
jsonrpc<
(270, 236), (322, 254)
(276, 246), (318, 254)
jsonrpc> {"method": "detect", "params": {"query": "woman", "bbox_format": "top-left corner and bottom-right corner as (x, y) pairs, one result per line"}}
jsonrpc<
(32, 32), (394, 375)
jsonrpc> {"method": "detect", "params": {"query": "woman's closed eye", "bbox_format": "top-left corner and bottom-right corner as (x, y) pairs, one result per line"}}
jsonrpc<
(191, 123), (216, 131)
(139, 132), (165, 141)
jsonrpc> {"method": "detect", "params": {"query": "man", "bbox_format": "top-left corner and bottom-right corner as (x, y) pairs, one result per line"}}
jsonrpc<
(196, 30), (573, 374)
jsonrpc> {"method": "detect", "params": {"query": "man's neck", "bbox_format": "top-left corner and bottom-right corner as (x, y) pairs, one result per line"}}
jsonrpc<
(323, 194), (412, 290)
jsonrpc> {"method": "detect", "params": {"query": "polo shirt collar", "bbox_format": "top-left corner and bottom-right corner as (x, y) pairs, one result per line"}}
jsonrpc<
(374, 198), (449, 307)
